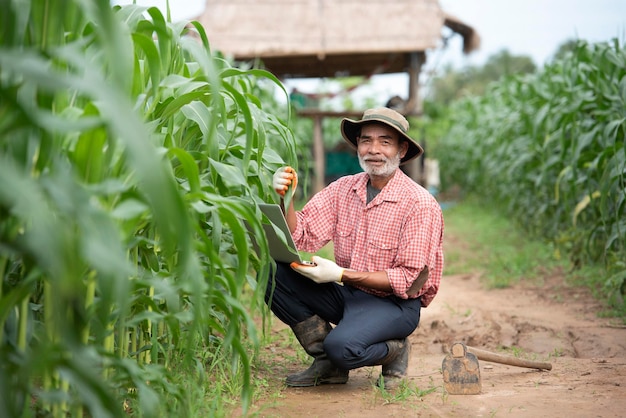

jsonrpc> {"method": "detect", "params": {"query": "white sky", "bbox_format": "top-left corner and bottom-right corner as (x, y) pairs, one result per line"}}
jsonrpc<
(440, 0), (626, 67)
(112, 0), (626, 103)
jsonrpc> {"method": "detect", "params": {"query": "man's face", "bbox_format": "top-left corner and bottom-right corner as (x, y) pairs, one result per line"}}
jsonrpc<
(356, 123), (408, 178)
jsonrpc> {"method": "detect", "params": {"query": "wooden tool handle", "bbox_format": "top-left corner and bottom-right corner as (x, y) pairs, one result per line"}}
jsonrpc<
(467, 346), (552, 371)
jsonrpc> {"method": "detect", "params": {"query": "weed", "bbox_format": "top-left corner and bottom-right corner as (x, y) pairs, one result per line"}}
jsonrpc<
(550, 348), (564, 358)
(375, 379), (438, 405)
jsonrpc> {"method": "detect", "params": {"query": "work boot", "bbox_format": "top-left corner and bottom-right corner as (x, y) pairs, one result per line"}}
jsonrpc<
(286, 315), (349, 387)
(378, 338), (410, 390)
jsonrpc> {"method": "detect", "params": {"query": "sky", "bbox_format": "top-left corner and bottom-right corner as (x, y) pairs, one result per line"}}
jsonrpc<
(112, 0), (626, 103)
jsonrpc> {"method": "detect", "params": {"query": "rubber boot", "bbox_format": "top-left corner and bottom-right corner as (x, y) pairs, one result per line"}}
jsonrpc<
(286, 315), (349, 387)
(378, 338), (410, 390)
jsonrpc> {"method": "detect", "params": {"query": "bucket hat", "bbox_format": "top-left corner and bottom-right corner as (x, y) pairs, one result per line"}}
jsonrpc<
(340, 107), (424, 164)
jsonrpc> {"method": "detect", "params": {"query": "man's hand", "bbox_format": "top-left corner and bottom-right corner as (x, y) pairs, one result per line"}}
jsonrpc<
(290, 256), (344, 284)
(273, 166), (298, 197)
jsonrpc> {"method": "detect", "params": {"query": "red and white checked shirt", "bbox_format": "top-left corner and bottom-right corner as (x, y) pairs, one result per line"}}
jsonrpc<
(292, 169), (444, 307)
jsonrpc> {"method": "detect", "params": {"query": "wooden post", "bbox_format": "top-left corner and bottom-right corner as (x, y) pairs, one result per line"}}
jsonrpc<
(312, 114), (325, 194)
(296, 109), (363, 195)
(403, 51), (426, 185)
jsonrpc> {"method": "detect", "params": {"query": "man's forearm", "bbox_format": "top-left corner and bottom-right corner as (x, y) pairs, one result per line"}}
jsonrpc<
(341, 269), (392, 292)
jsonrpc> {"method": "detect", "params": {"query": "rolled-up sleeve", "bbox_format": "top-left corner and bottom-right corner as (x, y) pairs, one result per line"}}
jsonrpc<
(289, 170), (444, 307)
(386, 197), (444, 306)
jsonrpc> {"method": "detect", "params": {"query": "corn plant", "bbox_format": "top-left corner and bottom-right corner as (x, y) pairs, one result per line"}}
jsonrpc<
(0, 1), (297, 416)
(437, 39), (626, 310)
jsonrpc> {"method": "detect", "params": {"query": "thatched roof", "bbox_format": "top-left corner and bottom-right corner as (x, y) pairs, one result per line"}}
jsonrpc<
(195, 0), (479, 79)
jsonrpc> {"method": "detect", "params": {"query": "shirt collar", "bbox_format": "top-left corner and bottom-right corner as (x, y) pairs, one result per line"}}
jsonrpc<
(352, 169), (405, 204)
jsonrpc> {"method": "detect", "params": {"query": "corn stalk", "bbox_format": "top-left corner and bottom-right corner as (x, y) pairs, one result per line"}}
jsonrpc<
(0, 0), (297, 416)
(438, 39), (626, 309)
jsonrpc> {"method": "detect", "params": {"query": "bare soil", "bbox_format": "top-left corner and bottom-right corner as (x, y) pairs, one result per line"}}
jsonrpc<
(244, 254), (626, 417)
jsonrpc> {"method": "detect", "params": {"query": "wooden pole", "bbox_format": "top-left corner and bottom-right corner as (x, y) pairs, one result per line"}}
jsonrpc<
(403, 51), (426, 184)
(295, 109), (363, 194)
(467, 346), (553, 370)
(312, 115), (325, 194)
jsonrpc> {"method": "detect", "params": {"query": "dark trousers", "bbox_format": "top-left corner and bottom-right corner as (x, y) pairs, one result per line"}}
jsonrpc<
(265, 262), (422, 370)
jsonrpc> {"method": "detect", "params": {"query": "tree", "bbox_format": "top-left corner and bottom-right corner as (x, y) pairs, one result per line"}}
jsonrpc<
(427, 49), (536, 105)
(551, 39), (579, 62)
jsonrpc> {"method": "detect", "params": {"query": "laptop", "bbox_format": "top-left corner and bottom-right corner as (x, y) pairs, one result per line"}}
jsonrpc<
(250, 203), (313, 265)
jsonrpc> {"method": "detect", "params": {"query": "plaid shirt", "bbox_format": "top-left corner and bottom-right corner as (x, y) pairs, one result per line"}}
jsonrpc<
(292, 169), (444, 307)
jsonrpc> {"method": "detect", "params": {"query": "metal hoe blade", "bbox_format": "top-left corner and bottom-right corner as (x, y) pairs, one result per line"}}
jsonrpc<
(442, 342), (481, 395)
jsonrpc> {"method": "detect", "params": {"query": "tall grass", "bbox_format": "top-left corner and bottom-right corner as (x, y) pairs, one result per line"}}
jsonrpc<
(0, 1), (297, 416)
(437, 39), (626, 312)
(442, 198), (568, 288)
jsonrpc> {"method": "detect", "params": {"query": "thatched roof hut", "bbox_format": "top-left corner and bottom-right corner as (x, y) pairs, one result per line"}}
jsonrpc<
(195, 0), (479, 80)
(194, 0), (479, 189)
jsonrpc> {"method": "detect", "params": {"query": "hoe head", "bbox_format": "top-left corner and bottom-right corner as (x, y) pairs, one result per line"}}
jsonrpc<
(442, 342), (481, 395)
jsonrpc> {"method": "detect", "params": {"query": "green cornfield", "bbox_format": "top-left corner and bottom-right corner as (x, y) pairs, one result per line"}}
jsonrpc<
(438, 39), (626, 310)
(1, 1), (298, 416)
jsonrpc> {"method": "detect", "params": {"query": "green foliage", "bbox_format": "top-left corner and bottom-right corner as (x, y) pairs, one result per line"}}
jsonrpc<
(375, 379), (438, 405)
(427, 49), (537, 105)
(437, 39), (626, 310)
(0, 1), (297, 416)
(551, 39), (579, 63)
(442, 198), (567, 289)
(421, 48), (541, 158)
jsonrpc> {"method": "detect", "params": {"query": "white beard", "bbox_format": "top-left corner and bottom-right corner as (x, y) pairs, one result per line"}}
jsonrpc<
(358, 151), (402, 178)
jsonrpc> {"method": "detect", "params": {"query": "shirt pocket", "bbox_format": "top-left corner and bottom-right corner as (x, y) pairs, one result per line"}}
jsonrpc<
(366, 238), (398, 268)
(334, 227), (354, 266)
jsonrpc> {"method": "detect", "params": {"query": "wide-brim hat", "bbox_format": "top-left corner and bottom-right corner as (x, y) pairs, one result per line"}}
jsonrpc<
(340, 107), (424, 165)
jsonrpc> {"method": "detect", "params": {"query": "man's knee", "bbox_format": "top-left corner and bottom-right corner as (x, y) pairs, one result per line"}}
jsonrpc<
(323, 331), (371, 370)
(324, 333), (350, 369)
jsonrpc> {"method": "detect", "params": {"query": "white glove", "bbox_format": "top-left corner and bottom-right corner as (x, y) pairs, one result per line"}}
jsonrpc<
(290, 256), (344, 284)
(272, 166), (298, 196)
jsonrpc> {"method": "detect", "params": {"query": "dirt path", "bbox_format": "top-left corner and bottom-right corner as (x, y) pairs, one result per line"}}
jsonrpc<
(246, 267), (626, 417)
